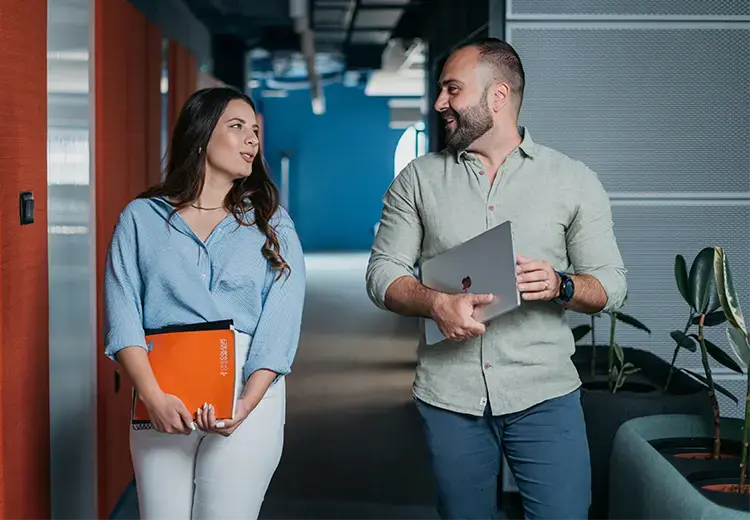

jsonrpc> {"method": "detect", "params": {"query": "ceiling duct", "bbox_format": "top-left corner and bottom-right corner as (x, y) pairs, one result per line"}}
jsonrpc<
(289, 0), (325, 115)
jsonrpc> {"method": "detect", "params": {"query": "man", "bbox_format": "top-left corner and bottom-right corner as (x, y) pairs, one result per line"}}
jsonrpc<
(365, 37), (627, 520)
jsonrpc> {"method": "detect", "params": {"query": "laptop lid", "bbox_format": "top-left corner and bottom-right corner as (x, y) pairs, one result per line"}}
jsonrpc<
(420, 220), (521, 345)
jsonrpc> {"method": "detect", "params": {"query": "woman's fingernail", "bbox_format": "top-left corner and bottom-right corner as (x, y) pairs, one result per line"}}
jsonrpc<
(215, 421), (225, 428)
(197, 408), (202, 415)
(191, 422), (197, 431)
(203, 402), (208, 410)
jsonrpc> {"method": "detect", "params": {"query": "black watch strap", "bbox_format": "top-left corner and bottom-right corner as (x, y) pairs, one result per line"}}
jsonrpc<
(555, 271), (574, 303)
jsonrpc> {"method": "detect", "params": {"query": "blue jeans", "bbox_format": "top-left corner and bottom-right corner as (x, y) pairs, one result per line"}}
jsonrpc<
(415, 389), (590, 520)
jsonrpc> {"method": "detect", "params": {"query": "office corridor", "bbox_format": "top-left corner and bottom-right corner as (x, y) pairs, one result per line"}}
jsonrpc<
(261, 253), (438, 519)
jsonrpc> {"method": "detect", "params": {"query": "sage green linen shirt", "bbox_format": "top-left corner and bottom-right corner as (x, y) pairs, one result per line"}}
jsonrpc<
(366, 127), (627, 416)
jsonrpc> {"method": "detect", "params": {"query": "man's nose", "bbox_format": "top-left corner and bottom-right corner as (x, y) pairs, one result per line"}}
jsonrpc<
(434, 91), (449, 112)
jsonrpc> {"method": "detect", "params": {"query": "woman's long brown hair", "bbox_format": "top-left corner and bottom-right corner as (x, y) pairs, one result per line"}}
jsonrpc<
(139, 87), (289, 278)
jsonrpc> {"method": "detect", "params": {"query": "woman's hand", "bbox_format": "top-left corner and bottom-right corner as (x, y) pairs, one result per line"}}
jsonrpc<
(196, 398), (255, 437)
(142, 391), (195, 435)
(197, 369), (277, 436)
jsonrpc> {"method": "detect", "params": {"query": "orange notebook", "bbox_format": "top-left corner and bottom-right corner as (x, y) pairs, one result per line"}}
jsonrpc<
(132, 319), (241, 428)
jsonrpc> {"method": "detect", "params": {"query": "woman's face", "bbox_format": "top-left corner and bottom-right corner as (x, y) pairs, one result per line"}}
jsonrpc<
(204, 99), (260, 181)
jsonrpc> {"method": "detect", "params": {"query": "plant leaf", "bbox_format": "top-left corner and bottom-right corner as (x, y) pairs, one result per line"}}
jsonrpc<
(707, 286), (722, 313)
(688, 247), (716, 314)
(692, 311), (727, 327)
(624, 367), (641, 375)
(674, 254), (690, 305)
(616, 374), (625, 389)
(614, 342), (624, 365)
(572, 325), (591, 342)
(713, 247), (747, 336)
(703, 338), (743, 374)
(682, 369), (739, 404)
(670, 330), (697, 352)
(726, 327), (750, 368)
(615, 313), (651, 334)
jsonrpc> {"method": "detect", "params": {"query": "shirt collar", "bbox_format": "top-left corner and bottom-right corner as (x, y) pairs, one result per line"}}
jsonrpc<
(452, 126), (537, 163)
(517, 126), (536, 159)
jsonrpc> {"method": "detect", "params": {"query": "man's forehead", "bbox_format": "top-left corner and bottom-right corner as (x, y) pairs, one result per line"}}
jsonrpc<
(440, 47), (481, 83)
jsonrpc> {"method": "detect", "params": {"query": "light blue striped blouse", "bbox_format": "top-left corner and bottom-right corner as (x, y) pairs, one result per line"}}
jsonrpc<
(103, 197), (306, 383)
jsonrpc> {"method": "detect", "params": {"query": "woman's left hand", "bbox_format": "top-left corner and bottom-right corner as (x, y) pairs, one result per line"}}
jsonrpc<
(196, 398), (255, 437)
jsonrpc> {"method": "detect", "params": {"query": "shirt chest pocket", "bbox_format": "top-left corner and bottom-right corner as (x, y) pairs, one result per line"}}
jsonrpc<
(216, 273), (254, 292)
(217, 269), (272, 299)
(511, 219), (568, 268)
(420, 197), (489, 257)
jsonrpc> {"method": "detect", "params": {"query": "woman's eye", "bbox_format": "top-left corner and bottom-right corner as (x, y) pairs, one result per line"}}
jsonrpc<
(231, 123), (242, 129)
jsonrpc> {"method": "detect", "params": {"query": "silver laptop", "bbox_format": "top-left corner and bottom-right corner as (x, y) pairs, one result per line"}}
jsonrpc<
(420, 220), (521, 345)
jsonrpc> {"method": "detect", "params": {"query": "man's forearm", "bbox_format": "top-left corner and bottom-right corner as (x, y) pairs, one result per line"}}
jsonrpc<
(384, 275), (441, 319)
(563, 274), (608, 314)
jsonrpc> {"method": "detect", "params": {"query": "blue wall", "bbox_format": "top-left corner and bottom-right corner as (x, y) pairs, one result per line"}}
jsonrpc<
(258, 83), (402, 252)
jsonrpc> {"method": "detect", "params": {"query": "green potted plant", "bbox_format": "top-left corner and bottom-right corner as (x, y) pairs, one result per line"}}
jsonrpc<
(607, 311), (647, 393)
(569, 247), (750, 517)
(715, 246), (750, 494)
(664, 253), (727, 391)
(608, 247), (748, 520)
(571, 308), (709, 519)
(662, 247), (743, 458)
(572, 310), (649, 388)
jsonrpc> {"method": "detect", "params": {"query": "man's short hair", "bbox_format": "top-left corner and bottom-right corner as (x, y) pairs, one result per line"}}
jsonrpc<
(453, 37), (525, 112)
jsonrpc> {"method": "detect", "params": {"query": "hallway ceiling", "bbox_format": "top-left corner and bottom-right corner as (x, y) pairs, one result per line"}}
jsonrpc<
(182, 0), (425, 70)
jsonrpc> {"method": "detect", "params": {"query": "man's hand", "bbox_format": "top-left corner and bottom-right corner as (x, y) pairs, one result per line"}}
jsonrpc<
(516, 255), (561, 301)
(430, 292), (494, 342)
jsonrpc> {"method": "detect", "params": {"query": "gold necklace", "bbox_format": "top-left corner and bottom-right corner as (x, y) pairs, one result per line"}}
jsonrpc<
(190, 203), (224, 211)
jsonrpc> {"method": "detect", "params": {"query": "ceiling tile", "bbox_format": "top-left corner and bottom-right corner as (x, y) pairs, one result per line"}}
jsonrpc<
(354, 8), (403, 29)
(315, 31), (348, 42)
(350, 30), (391, 45)
(314, 8), (348, 26)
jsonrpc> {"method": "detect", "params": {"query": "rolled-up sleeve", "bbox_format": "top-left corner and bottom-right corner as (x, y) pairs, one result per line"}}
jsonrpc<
(567, 167), (628, 312)
(104, 209), (147, 361)
(366, 163), (423, 310)
(242, 217), (306, 382)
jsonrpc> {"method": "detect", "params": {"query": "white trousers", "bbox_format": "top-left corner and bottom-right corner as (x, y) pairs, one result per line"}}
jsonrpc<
(130, 333), (286, 519)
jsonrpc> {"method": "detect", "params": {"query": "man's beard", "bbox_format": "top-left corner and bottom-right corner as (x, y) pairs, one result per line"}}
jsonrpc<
(444, 98), (493, 151)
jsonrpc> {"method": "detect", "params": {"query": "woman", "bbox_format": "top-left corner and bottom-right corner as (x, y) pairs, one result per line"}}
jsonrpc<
(103, 87), (306, 518)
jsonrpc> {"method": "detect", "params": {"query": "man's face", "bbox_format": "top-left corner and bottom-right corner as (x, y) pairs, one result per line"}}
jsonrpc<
(434, 47), (494, 150)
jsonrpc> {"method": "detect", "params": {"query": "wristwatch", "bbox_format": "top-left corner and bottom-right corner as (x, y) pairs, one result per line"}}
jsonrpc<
(554, 271), (574, 303)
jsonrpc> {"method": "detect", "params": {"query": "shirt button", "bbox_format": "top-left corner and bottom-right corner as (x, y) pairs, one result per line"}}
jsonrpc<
(489, 205), (495, 211)
(479, 170), (485, 175)
(201, 274), (207, 280)
(480, 397), (487, 406)
(484, 362), (492, 370)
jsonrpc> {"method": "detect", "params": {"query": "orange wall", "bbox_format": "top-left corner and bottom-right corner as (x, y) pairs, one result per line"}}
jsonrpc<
(168, 40), (198, 136)
(94, 0), (162, 516)
(0, 0), (50, 517)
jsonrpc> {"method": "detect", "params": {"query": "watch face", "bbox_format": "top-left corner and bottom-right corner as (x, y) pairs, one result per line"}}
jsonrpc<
(564, 280), (574, 298)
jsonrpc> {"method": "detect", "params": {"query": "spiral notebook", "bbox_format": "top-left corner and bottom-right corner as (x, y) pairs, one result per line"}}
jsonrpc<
(131, 319), (244, 429)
